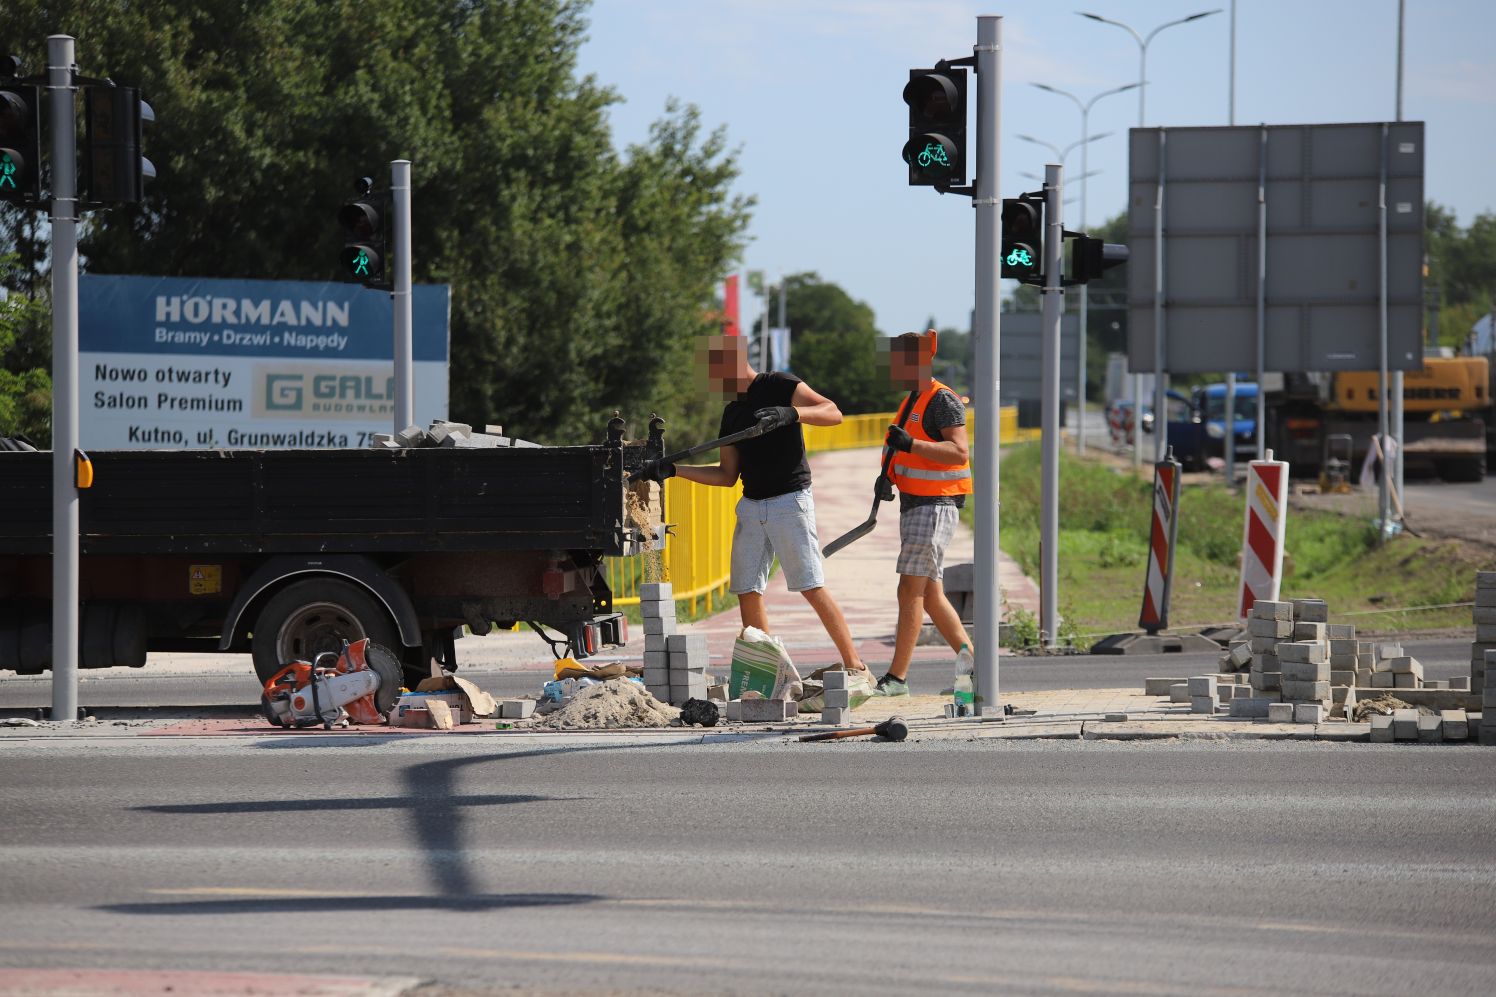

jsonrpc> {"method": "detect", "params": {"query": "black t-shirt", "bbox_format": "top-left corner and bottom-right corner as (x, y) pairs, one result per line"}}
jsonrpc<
(899, 387), (968, 512)
(719, 372), (811, 500)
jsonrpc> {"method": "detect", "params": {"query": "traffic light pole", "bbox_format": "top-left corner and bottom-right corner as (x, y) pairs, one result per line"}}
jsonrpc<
(971, 14), (1001, 715)
(1152, 129), (1169, 462)
(391, 159), (414, 434)
(48, 34), (80, 723)
(1039, 162), (1063, 649)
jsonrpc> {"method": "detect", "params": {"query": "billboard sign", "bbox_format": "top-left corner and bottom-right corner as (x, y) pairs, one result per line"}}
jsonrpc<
(79, 275), (449, 448)
(998, 312), (1080, 403)
(1128, 122), (1424, 374)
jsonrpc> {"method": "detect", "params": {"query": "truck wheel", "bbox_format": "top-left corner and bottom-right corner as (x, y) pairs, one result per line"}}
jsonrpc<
(250, 579), (399, 685)
(1437, 454), (1486, 483)
(0, 605), (19, 673)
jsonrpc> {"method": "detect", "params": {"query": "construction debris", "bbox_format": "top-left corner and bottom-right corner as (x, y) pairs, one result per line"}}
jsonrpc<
(530, 679), (678, 730)
(371, 420), (540, 450)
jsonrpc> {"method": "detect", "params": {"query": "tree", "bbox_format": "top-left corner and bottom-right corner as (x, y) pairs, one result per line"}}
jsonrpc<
(0, 254), (50, 443)
(0, 0), (751, 446)
(760, 272), (899, 414)
(1425, 201), (1496, 350)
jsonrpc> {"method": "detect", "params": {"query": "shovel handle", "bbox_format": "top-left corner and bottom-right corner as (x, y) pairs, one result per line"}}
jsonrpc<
(799, 726), (880, 742)
(626, 422), (770, 481)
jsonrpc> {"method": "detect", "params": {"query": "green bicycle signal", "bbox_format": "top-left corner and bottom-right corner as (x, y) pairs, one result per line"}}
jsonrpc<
(1005, 246), (1033, 268)
(916, 142), (950, 169)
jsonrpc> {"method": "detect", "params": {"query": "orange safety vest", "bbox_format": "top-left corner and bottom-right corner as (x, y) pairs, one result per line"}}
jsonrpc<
(888, 379), (973, 497)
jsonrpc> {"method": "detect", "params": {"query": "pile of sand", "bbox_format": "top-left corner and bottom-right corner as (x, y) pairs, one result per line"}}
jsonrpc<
(531, 679), (679, 730)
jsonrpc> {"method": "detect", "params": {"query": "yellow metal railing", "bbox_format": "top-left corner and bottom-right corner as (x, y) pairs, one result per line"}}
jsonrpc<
(608, 404), (1035, 612)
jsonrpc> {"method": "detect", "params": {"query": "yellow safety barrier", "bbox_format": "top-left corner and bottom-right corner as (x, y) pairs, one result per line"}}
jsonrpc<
(608, 404), (1035, 612)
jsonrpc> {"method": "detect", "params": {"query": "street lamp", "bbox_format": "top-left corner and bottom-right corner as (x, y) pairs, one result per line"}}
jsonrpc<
(1015, 130), (1110, 167)
(1031, 81), (1139, 453)
(1076, 9), (1223, 127)
(1077, 8), (1221, 467)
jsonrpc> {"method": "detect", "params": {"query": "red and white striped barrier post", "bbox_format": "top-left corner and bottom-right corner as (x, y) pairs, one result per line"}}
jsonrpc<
(1237, 449), (1290, 620)
(1139, 449), (1182, 635)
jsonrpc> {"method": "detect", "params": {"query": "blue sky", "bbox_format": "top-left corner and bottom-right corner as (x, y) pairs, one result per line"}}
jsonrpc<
(577, 0), (1495, 334)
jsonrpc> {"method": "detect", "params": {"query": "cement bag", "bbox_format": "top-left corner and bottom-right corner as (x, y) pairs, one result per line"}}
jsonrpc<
(729, 626), (802, 701)
(796, 667), (875, 714)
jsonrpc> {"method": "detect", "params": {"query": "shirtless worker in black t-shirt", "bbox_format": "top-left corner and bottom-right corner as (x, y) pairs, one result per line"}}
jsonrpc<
(638, 334), (868, 675)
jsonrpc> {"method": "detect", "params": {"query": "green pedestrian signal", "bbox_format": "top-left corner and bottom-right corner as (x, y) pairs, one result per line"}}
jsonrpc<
(337, 177), (387, 287)
(0, 80), (42, 204)
(0, 151), (16, 189)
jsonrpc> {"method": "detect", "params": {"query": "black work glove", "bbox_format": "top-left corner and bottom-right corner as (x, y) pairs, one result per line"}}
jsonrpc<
(886, 424), (914, 453)
(874, 474), (895, 502)
(638, 459), (676, 483)
(754, 406), (799, 433)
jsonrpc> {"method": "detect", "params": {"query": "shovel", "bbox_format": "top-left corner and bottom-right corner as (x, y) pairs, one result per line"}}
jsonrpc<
(624, 417), (771, 482)
(822, 390), (918, 558)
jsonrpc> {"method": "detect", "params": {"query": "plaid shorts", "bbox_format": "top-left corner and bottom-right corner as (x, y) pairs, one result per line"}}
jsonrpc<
(896, 504), (959, 580)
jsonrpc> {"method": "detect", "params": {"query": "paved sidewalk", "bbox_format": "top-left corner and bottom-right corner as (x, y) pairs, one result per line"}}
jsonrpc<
(679, 446), (1040, 670)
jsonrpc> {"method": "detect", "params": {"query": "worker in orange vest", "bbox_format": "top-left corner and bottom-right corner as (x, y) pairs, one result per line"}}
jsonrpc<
(873, 330), (973, 696)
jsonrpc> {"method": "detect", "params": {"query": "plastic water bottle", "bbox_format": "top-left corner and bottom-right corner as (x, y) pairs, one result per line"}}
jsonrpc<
(953, 644), (975, 715)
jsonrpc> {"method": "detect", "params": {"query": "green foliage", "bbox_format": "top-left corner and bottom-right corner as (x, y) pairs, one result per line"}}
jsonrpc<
(0, 1), (751, 446)
(773, 272), (900, 414)
(1001, 603), (1039, 650)
(0, 253), (50, 443)
(1425, 201), (1496, 349)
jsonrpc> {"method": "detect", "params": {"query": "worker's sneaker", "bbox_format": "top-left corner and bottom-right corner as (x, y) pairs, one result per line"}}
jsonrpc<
(873, 673), (909, 697)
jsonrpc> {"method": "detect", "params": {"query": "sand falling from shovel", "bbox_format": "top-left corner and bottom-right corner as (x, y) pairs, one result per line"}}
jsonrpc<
(625, 484), (666, 584)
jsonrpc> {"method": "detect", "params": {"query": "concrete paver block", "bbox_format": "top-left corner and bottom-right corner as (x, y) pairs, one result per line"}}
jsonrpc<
(1329, 654), (1358, 669)
(1293, 703), (1325, 724)
(1250, 600), (1292, 620)
(1442, 709), (1469, 741)
(643, 667), (669, 686)
(1392, 709), (1420, 741)
(1169, 683), (1190, 703)
(1475, 607), (1496, 625)
(644, 634), (669, 653)
(1280, 679), (1330, 702)
(1371, 673), (1395, 689)
(1393, 673), (1418, 689)
(1249, 635), (1280, 653)
(1228, 641), (1253, 666)
(643, 650), (667, 670)
(1190, 695), (1216, 714)
(1249, 617), (1294, 638)
(1426, 680), (1449, 690)
(665, 634), (708, 655)
(1369, 714), (1395, 743)
(1187, 675), (1217, 696)
(1249, 670), (1282, 691)
(1330, 669), (1357, 687)
(639, 599), (675, 620)
(1416, 713), (1444, 743)
(1278, 641), (1328, 664)
(1378, 644), (1405, 660)
(1292, 599), (1328, 622)
(1293, 622), (1327, 642)
(1451, 677), (1470, 691)
(1325, 624), (1356, 639)
(499, 699), (536, 719)
(1144, 677), (1186, 696)
(733, 698), (796, 723)
(1230, 698), (1273, 718)
(822, 689), (851, 709)
(821, 706), (849, 725)
(638, 582), (674, 602)
(1281, 660), (1330, 683)
(1388, 656), (1420, 674)
(1267, 702), (1295, 723)
(820, 669), (849, 690)
(642, 616), (676, 636)
(1328, 638), (1358, 656)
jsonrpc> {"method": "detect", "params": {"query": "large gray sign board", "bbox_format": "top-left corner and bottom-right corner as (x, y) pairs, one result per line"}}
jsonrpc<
(1127, 122), (1424, 374)
(999, 312), (1080, 403)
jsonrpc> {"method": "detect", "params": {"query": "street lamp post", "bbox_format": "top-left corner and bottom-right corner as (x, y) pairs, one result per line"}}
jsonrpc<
(1032, 81), (1139, 455)
(1077, 9), (1223, 470)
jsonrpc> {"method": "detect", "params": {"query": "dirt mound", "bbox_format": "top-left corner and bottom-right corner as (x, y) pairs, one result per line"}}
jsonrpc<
(532, 679), (678, 730)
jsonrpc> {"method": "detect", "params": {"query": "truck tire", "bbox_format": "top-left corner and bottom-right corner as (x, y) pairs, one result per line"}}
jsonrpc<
(250, 578), (399, 685)
(0, 605), (20, 673)
(18, 613), (49, 675)
(82, 603), (116, 670)
(1437, 454), (1486, 483)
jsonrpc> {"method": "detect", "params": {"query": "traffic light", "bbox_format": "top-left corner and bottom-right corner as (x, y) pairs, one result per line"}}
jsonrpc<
(337, 177), (386, 286)
(83, 85), (156, 204)
(902, 66), (967, 188)
(0, 70), (41, 204)
(1001, 194), (1044, 284)
(1069, 235), (1130, 285)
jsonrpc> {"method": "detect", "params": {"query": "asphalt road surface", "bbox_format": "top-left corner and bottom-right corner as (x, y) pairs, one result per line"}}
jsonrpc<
(0, 638), (1474, 712)
(1, 737), (1493, 995)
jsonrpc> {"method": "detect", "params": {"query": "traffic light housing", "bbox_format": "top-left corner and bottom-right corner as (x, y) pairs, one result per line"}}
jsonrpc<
(338, 177), (387, 286)
(83, 85), (156, 204)
(902, 66), (967, 188)
(1069, 235), (1129, 285)
(1001, 194), (1044, 284)
(0, 77), (41, 204)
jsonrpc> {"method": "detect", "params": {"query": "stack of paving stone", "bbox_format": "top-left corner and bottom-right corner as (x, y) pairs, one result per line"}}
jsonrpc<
(1233, 598), (1338, 722)
(638, 582), (710, 706)
(821, 669), (851, 726)
(1369, 705), (1475, 744)
(1474, 571), (1496, 698)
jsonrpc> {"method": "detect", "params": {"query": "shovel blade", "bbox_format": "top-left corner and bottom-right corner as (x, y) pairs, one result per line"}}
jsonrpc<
(822, 517), (877, 558)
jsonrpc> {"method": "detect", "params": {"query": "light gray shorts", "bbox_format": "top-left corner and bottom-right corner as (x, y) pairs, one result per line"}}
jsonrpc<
(896, 504), (959, 580)
(729, 488), (826, 594)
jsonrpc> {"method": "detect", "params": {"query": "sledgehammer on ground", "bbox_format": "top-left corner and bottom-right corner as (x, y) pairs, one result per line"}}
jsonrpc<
(798, 716), (909, 743)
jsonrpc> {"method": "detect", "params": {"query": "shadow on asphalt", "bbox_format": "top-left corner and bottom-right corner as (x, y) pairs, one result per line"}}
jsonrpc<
(112, 741), (687, 917)
(98, 892), (603, 916)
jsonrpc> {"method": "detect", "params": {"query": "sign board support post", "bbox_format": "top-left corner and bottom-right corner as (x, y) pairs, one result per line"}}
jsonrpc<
(971, 14), (1002, 715)
(391, 159), (414, 434)
(1039, 162), (1063, 648)
(48, 34), (80, 724)
(1376, 124), (1391, 541)
(1152, 129), (1168, 462)
(1224, 373), (1237, 483)
(1255, 126), (1267, 460)
(1392, 0), (1405, 525)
